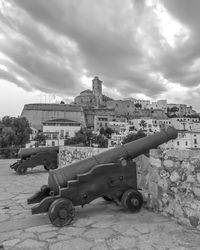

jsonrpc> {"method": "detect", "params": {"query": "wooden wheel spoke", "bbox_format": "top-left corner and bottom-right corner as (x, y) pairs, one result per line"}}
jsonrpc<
(48, 198), (75, 227)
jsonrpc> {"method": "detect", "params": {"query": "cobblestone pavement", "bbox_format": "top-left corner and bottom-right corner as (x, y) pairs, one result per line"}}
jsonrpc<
(0, 159), (200, 250)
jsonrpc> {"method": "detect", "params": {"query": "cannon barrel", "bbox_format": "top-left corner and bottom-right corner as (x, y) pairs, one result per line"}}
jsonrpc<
(18, 146), (59, 158)
(48, 127), (177, 192)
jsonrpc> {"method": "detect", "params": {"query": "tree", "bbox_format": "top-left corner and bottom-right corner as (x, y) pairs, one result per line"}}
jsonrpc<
(170, 106), (179, 113)
(122, 130), (146, 144)
(0, 116), (32, 147)
(92, 134), (108, 148)
(0, 127), (16, 147)
(139, 120), (147, 130)
(134, 103), (142, 109)
(34, 133), (46, 146)
(99, 127), (105, 135)
(104, 127), (114, 139)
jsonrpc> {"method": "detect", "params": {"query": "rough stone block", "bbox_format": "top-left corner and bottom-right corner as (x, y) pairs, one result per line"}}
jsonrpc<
(186, 175), (195, 183)
(170, 171), (180, 182)
(193, 186), (200, 198)
(197, 173), (200, 183)
(164, 149), (191, 160)
(149, 148), (162, 158)
(149, 157), (161, 167)
(148, 182), (158, 198)
(163, 160), (174, 168)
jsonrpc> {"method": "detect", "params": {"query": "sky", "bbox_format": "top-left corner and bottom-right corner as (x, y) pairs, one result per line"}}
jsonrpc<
(0, 0), (200, 118)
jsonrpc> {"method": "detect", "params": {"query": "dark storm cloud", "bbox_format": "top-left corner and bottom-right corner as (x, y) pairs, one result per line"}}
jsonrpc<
(1, 0), (199, 103)
(0, 0), (167, 99)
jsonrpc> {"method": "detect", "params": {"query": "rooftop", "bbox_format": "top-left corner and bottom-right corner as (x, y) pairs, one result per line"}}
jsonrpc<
(43, 118), (81, 125)
(23, 103), (83, 112)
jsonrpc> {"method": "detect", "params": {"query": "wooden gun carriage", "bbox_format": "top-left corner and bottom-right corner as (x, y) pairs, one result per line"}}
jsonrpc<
(28, 127), (177, 227)
(10, 146), (59, 174)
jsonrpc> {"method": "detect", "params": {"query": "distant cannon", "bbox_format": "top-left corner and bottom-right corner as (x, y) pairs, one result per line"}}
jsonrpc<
(10, 146), (59, 174)
(28, 127), (177, 227)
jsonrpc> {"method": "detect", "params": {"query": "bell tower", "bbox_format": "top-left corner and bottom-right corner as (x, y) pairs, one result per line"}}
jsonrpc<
(92, 76), (102, 107)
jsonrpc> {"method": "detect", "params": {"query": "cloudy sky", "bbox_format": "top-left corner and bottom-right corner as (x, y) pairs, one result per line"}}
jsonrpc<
(0, 0), (200, 118)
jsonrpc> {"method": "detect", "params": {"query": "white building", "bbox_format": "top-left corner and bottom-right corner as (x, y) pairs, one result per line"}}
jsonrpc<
(43, 119), (81, 146)
(108, 121), (129, 133)
(123, 98), (150, 109)
(108, 133), (127, 147)
(161, 131), (200, 149)
(94, 115), (110, 132)
(147, 100), (167, 113)
(134, 99), (150, 109)
(129, 118), (161, 134)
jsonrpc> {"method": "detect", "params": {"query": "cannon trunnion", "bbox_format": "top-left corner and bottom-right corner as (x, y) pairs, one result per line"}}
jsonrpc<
(27, 127), (178, 227)
(10, 146), (59, 174)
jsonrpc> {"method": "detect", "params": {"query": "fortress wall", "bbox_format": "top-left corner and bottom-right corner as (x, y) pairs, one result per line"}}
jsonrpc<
(21, 104), (86, 130)
(136, 149), (200, 230)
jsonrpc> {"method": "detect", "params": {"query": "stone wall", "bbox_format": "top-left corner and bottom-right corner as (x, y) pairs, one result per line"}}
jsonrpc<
(59, 146), (108, 167)
(136, 149), (200, 230)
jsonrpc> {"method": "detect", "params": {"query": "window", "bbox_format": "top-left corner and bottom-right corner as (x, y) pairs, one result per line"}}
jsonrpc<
(194, 138), (197, 144)
(60, 130), (64, 139)
(185, 141), (188, 146)
(52, 141), (55, 146)
(65, 131), (69, 138)
(53, 134), (58, 140)
(177, 141), (180, 146)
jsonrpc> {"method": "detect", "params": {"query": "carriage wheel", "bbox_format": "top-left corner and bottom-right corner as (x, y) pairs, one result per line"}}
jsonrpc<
(49, 162), (58, 170)
(121, 189), (143, 212)
(17, 165), (27, 175)
(48, 198), (75, 227)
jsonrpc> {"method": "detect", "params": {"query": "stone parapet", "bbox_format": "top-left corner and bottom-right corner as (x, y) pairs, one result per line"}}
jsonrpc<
(137, 149), (200, 229)
(59, 146), (108, 168)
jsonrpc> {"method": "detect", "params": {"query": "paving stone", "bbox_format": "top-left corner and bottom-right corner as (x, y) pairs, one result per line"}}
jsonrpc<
(91, 241), (109, 250)
(25, 224), (56, 233)
(82, 228), (115, 240)
(38, 231), (58, 241)
(0, 214), (10, 222)
(49, 238), (93, 250)
(14, 239), (47, 250)
(58, 226), (85, 236)
(3, 238), (20, 248)
(133, 223), (151, 234)
(0, 230), (22, 242)
(108, 236), (137, 250)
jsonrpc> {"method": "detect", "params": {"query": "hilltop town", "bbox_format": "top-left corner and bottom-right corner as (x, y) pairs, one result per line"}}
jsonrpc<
(20, 76), (200, 149)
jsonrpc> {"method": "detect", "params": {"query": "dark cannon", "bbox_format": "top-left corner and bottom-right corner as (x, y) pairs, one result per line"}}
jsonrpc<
(10, 146), (59, 174)
(28, 127), (177, 227)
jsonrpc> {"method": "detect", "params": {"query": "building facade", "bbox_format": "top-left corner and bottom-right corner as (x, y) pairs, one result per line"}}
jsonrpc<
(21, 103), (86, 130)
(43, 119), (81, 146)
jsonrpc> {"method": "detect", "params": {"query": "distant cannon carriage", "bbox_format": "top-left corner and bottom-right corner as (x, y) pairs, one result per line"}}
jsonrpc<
(10, 146), (59, 174)
(27, 127), (178, 227)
